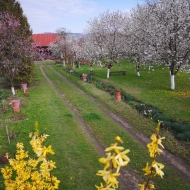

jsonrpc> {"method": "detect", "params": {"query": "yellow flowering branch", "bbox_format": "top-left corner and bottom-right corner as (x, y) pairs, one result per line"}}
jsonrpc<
(138, 121), (165, 190)
(1, 122), (60, 189)
(95, 136), (130, 190)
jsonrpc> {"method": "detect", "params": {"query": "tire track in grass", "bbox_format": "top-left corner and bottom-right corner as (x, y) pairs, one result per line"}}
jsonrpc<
(40, 65), (140, 190)
(40, 66), (104, 155)
(48, 65), (190, 184)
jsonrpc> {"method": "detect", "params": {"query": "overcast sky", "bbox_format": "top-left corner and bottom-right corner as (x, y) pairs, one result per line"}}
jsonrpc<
(18, 0), (145, 34)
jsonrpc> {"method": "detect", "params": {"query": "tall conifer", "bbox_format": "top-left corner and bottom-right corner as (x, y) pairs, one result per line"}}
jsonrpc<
(0, 0), (32, 36)
(0, 0), (35, 86)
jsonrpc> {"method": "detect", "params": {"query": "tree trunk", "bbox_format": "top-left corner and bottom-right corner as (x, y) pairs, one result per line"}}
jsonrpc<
(136, 62), (140, 76)
(170, 74), (175, 90)
(170, 62), (175, 90)
(11, 86), (15, 96)
(107, 68), (110, 78)
(62, 60), (66, 67)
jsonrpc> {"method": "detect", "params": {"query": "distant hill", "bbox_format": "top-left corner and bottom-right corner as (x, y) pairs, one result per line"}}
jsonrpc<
(74, 33), (85, 38)
(42, 32), (85, 38)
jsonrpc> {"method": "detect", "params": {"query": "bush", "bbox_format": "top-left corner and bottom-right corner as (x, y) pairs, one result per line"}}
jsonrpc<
(161, 121), (171, 130)
(14, 61), (35, 86)
(0, 90), (11, 100)
(156, 114), (170, 123)
(122, 92), (135, 102)
(135, 103), (146, 111)
(171, 122), (184, 132)
(177, 131), (190, 141)
(67, 69), (190, 142)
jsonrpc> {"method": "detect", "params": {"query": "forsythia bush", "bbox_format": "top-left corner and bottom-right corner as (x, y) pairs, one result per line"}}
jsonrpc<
(138, 121), (165, 190)
(1, 122), (60, 189)
(95, 136), (130, 189)
(96, 122), (165, 190)
(1, 122), (164, 190)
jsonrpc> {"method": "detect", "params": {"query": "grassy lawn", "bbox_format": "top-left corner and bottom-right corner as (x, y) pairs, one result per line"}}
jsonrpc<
(72, 60), (190, 123)
(0, 61), (190, 190)
(0, 66), (102, 190)
(43, 63), (190, 189)
(52, 61), (190, 162)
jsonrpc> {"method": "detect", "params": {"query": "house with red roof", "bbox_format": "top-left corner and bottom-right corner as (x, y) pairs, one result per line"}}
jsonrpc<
(32, 33), (58, 47)
(32, 33), (58, 60)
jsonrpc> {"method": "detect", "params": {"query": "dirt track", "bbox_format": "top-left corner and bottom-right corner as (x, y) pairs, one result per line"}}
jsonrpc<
(40, 65), (190, 189)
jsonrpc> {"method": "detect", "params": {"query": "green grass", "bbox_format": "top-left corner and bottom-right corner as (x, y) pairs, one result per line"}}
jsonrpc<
(0, 67), (102, 190)
(42, 64), (190, 189)
(73, 60), (190, 123)
(0, 61), (190, 190)
(52, 63), (190, 161)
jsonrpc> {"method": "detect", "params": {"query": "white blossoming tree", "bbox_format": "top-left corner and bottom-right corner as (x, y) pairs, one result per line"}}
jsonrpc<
(49, 28), (78, 68)
(128, 0), (190, 89)
(84, 10), (127, 78)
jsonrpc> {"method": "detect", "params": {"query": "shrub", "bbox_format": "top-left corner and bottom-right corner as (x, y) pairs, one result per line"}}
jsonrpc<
(96, 122), (165, 189)
(0, 90), (11, 100)
(67, 69), (190, 141)
(122, 92), (135, 102)
(135, 103), (146, 111)
(14, 61), (35, 86)
(177, 131), (190, 141)
(1, 123), (60, 189)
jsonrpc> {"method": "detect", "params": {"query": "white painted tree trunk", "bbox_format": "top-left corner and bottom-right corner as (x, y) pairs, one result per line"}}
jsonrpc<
(107, 69), (110, 78)
(11, 87), (15, 96)
(62, 60), (66, 67)
(170, 74), (175, 90)
(148, 65), (151, 71)
(90, 66), (93, 71)
(79, 63), (80, 68)
(137, 71), (140, 76)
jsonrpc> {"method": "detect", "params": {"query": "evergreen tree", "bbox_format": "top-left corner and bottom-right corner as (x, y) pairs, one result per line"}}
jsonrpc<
(0, 0), (35, 87)
(0, 0), (32, 36)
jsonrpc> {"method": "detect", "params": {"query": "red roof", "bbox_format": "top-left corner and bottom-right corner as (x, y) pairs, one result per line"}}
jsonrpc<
(32, 33), (58, 46)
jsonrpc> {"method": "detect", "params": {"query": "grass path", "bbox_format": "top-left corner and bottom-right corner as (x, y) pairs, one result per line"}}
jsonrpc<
(0, 66), (102, 190)
(40, 65), (141, 189)
(47, 65), (190, 181)
(40, 64), (190, 189)
(1, 63), (190, 190)
(52, 64), (190, 161)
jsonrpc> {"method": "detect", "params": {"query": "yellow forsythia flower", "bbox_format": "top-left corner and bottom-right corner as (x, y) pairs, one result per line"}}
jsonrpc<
(1, 125), (60, 189)
(105, 143), (124, 154)
(139, 122), (165, 189)
(152, 161), (165, 178)
(115, 136), (123, 143)
(138, 183), (155, 190)
(96, 136), (130, 189)
(142, 162), (152, 176)
(1, 166), (12, 179)
(96, 170), (120, 188)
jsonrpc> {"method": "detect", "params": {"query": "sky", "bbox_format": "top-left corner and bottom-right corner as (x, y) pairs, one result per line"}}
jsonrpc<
(18, 0), (145, 34)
